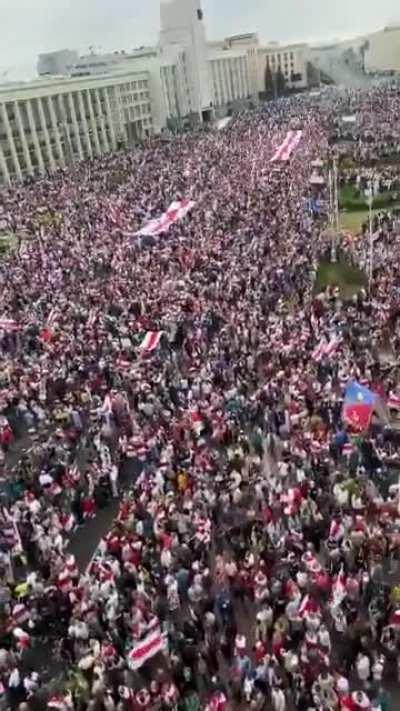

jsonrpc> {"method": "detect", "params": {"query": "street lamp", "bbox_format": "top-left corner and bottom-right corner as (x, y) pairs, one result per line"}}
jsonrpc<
(328, 158), (339, 263)
(365, 179), (374, 292)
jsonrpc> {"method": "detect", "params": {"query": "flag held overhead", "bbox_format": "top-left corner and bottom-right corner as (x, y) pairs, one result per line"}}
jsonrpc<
(342, 381), (377, 432)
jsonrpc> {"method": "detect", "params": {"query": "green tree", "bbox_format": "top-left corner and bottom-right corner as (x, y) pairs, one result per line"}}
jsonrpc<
(264, 61), (275, 99)
(276, 67), (286, 96)
(360, 40), (370, 73)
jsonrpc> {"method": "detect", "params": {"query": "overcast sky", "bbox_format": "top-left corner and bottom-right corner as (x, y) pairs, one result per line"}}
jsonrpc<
(1, 0), (399, 79)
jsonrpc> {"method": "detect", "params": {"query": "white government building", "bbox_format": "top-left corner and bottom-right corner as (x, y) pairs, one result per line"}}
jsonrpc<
(0, 0), (309, 186)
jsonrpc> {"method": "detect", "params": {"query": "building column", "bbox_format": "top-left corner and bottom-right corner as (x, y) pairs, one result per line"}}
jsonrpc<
(57, 94), (74, 164)
(47, 96), (65, 165)
(37, 97), (56, 171)
(77, 91), (93, 158)
(224, 61), (232, 102)
(14, 102), (34, 176)
(236, 59), (243, 98)
(103, 87), (117, 150)
(94, 89), (109, 152)
(67, 92), (84, 160)
(0, 103), (22, 180)
(26, 99), (45, 174)
(86, 90), (101, 155)
(0, 140), (10, 186)
(218, 63), (225, 106)
(239, 58), (246, 98)
(234, 59), (240, 99)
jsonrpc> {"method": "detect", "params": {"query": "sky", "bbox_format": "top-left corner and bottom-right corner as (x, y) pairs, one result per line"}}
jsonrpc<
(0, 0), (399, 79)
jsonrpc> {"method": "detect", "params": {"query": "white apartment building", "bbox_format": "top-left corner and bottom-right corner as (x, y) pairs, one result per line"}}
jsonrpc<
(258, 43), (309, 90)
(206, 34), (308, 99)
(0, 70), (154, 186)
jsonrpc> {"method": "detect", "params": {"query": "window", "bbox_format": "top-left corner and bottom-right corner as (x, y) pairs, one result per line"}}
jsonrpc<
(197, 8), (203, 20)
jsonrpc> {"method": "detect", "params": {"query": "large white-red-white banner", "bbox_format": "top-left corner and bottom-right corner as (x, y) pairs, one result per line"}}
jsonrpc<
(135, 199), (195, 237)
(127, 618), (166, 670)
(270, 130), (303, 163)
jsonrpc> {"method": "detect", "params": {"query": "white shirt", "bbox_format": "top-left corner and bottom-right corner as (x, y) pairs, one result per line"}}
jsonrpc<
(356, 654), (370, 681)
(8, 668), (20, 687)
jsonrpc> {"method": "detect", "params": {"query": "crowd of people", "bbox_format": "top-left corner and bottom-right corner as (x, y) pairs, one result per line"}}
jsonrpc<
(0, 85), (399, 710)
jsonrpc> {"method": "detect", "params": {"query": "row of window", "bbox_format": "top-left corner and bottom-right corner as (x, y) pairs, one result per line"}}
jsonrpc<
(0, 92), (111, 132)
(211, 61), (249, 104)
(114, 79), (147, 93)
(267, 55), (295, 68)
(267, 51), (295, 62)
(124, 105), (152, 121)
(120, 94), (150, 106)
(1, 122), (114, 158)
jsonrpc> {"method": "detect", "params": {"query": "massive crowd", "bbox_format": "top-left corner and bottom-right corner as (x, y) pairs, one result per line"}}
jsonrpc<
(0, 85), (399, 710)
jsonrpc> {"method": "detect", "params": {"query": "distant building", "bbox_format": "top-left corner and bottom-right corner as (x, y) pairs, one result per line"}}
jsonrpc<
(364, 26), (400, 74)
(37, 49), (79, 77)
(258, 43), (309, 91)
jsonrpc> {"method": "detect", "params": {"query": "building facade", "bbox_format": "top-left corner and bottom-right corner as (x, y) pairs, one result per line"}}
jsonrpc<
(209, 50), (251, 115)
(364, 26), (400, 74)
(160, 0), (213, 121)
(0, 0), (312, 186)
(258, 43), (309, 92)
(0, 70), (153, 186)
(37, 49), (79, 77)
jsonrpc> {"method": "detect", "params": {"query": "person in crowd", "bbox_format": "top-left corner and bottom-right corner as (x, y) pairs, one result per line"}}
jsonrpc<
(1, 84), (400, 709)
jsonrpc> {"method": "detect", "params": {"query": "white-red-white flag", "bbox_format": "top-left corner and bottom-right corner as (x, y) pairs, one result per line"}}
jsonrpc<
(387, 392), (400, 410)
(100, 393), (113, 416)
(109, 203), (124, 228)
(46, 309), (58, 329)
(0, 319), (20, 333)
(134, 199), (195, 237)
(312, 336), (341, 362)
(332, 565), (346, 607)
(127, 618), (165, 670)
(270, 131), (303, 163)
(139, 331), (163, 353)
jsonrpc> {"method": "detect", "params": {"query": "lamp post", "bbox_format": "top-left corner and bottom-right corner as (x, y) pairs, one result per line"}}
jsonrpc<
(365, 179), (374, 292)
(329, 157), (339, 263)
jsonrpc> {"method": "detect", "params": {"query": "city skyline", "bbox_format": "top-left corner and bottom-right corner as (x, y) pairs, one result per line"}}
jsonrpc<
(1, 0), (400, 80)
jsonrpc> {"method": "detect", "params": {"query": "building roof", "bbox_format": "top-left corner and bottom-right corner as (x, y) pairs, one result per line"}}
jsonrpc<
(259, 42), (308, 53)
(0, 68), (149, 101)
(208, 47), (248, 61)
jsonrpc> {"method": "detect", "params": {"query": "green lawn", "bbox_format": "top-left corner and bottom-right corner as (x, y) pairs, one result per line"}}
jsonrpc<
(315, 258), (367, 299)
(340, 203), (400, 235)
(340, 155), (400, 170)
(340, 209), (375, 235)
(339, 184), (400, 212)
(0, 233), (17, 255)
